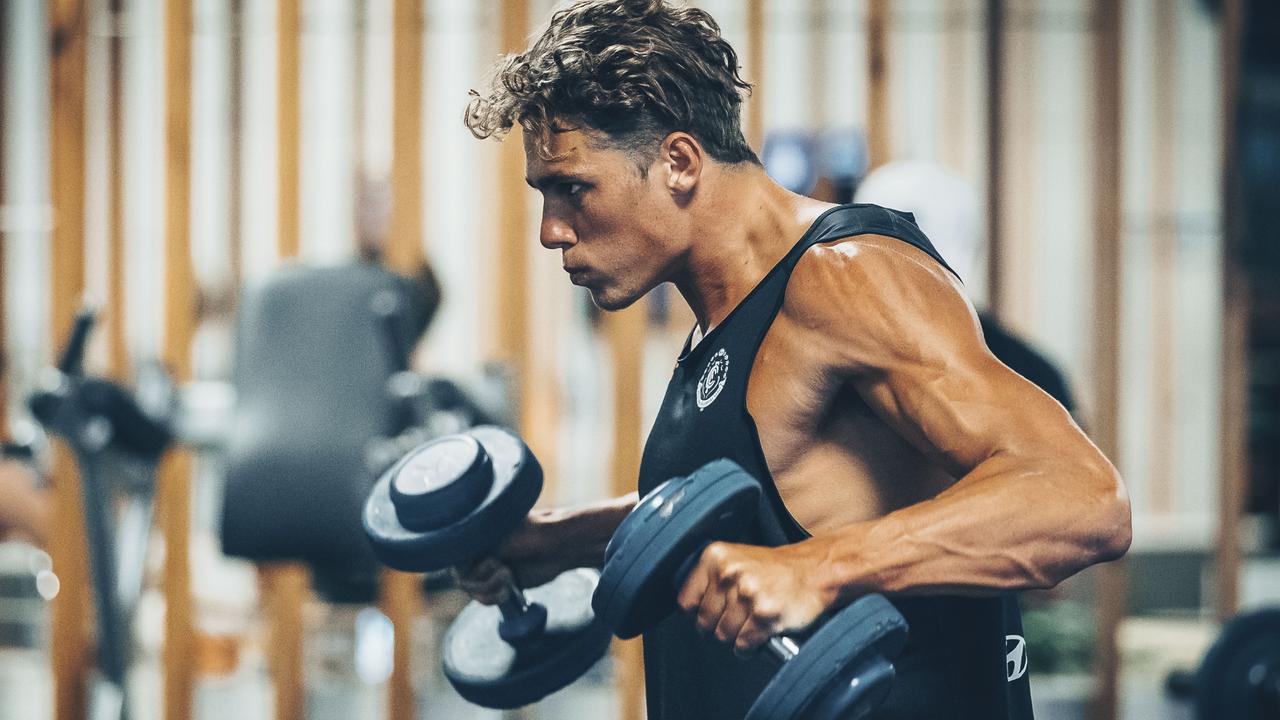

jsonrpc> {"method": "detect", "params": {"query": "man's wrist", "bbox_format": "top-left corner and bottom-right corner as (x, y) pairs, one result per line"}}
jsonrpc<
(818, 516), (908, 605)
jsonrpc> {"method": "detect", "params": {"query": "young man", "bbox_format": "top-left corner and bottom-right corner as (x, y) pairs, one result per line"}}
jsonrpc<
(458, 1), (1130, 718)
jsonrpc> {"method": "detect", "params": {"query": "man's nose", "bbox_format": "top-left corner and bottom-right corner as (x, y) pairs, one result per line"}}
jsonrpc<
(540, 214), (576, 250)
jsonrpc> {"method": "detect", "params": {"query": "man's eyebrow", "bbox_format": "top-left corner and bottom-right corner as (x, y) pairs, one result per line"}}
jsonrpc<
(525, 172), (584, 191)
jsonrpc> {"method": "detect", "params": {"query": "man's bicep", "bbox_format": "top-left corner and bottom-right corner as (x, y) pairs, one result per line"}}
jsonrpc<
(851, 339), (1074, 480)
(800, 239), (1078, 477)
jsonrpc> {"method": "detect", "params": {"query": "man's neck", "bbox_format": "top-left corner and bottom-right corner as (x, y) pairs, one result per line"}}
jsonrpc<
(672, 165), (834, 334)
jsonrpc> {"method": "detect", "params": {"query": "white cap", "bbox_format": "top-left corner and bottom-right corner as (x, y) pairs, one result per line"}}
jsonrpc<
(853, 161), (982, 287)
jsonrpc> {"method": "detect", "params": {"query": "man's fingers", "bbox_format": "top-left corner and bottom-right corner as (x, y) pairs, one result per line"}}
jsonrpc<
(733, 617), (772, 655)
(712, 586), (750, 644)
(454, 557), (516, 605)
(696, 581), (731, 635)
(676, 559), (710, 614)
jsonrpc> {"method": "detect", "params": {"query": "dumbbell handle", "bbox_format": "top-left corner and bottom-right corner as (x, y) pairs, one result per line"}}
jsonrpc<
(495, 575), (548, 647)
(766, 636), (800, 663)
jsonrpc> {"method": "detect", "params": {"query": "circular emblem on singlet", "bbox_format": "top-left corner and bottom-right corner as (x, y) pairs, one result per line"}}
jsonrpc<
(696, 348), (729, 411)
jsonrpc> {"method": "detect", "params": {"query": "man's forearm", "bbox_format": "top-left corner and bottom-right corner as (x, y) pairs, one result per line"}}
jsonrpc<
(813, 453), (1130, 601)
(533, 492), (638, 569)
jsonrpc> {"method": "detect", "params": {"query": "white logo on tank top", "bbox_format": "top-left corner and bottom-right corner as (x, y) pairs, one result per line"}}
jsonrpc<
(696, 349), (729, 411)
(1006, 635), (1029, 682)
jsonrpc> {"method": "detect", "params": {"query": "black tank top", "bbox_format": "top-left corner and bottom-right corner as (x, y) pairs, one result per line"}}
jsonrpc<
(637, 204), (1036, 720)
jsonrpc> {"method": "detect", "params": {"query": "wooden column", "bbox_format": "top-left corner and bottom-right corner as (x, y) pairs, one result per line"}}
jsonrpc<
(807, 0), (828, 130)
(497, 0), (531, 429)
(277, 0), (301, 260)
(264, 4), (308, 720)
(0, 4), (7, 437)
(865, 0), (890, 170)
(1148, 1), (1178, 516)
(746, 0), (765, 151)
(228, 0), (244, 289)
(47, 3), (93, 719)
(1087, 2), (1125, 719)
(1214, 0), (1247, 622)
(387, 0), (425, 271)
(381, 5), (427, 719)
(603, 303), (647, 720)
(161, 2), (198, 718)
(107, 0), (127, 380)
(984, 0), (1005, 316)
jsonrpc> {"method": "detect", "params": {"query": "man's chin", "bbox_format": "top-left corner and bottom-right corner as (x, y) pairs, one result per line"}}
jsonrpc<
(589, 287), (642, 312)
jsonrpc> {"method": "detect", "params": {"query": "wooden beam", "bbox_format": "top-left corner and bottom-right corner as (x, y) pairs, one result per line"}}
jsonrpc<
(984, 0), (1005, 316)
(387, 0), (425, 271)
(1215, 0), (1247, 623)
(107, 0), (127, 380)
(381, 8), (427, 720)
(0, 3), (7, 438)
(1148, 0), (1178, 517)
(746, 0), (765, 151)
(277, 0), (301, 260)
(262, 564), (308, 720)
(497, 0), (531, 429)
(47, 2), (93, 719)
(603, 302), (647, 720)
(162, 1), (197, 718)
(1087, 2), (1125, 719)
(379, 568), (420, 720)
(269, 4), (307, 719)
(228, 0), (244, 290)
(807, 0), (828, 130)
(940, 0), (969, 176)
(865, 0), (890, 170)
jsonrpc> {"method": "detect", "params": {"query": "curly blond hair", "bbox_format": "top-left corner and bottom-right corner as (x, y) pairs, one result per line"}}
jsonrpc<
(465, 0), (758, 166)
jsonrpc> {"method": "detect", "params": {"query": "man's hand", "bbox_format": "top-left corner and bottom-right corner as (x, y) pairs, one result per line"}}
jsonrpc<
(456, 492), (639, 605)
(676, 540), (836, 654)
(456, 511), (575, 604)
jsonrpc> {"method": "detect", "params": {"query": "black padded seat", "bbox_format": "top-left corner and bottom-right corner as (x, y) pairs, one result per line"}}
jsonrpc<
(220, 261), (429, 601)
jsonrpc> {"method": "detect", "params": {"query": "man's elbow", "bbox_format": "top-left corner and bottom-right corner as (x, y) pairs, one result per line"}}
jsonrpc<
(1087, 464), (1132, 563)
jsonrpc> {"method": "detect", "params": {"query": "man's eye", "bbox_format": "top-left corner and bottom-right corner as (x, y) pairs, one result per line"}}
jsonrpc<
(563, 183), (585, 197)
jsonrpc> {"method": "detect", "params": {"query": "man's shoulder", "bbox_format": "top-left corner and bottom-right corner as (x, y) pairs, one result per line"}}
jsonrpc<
(784, 234), (965, 324)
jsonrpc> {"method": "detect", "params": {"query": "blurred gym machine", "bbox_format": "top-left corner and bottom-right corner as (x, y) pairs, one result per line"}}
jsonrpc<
(28, 308), (174, 720)
(219, 261), (508, 601)
(24, 261), (509, 719)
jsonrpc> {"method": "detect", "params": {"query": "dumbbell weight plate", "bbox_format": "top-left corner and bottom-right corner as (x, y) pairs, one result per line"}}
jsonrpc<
(1196, 608), (1280, 720)
(745, 594), (909, 720)
(443, 568), (614, 709)
(593, 459), (761, 640)
(387, 434), (493, 532)
(363, 425), (542, 572)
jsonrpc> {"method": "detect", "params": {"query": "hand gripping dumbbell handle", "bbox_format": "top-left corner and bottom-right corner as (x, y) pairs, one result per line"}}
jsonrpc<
(496, 574), (549, 647)
(674, 543), (800, 666)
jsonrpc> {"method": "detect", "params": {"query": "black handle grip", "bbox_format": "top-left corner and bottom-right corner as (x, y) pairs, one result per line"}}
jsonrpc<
(57, 307), (98, 377)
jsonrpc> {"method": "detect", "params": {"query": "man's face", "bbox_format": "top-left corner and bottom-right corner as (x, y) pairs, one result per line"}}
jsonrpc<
(524, 127), (682, 311)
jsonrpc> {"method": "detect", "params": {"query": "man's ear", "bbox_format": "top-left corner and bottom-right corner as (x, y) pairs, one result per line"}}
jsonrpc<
(661, 132), (703, 195)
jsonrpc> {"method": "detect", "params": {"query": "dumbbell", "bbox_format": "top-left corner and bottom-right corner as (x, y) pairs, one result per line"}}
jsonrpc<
(592, 459), (909, 720)
(1166, 608), (1280, 720)
(362, 426), (611, 709)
